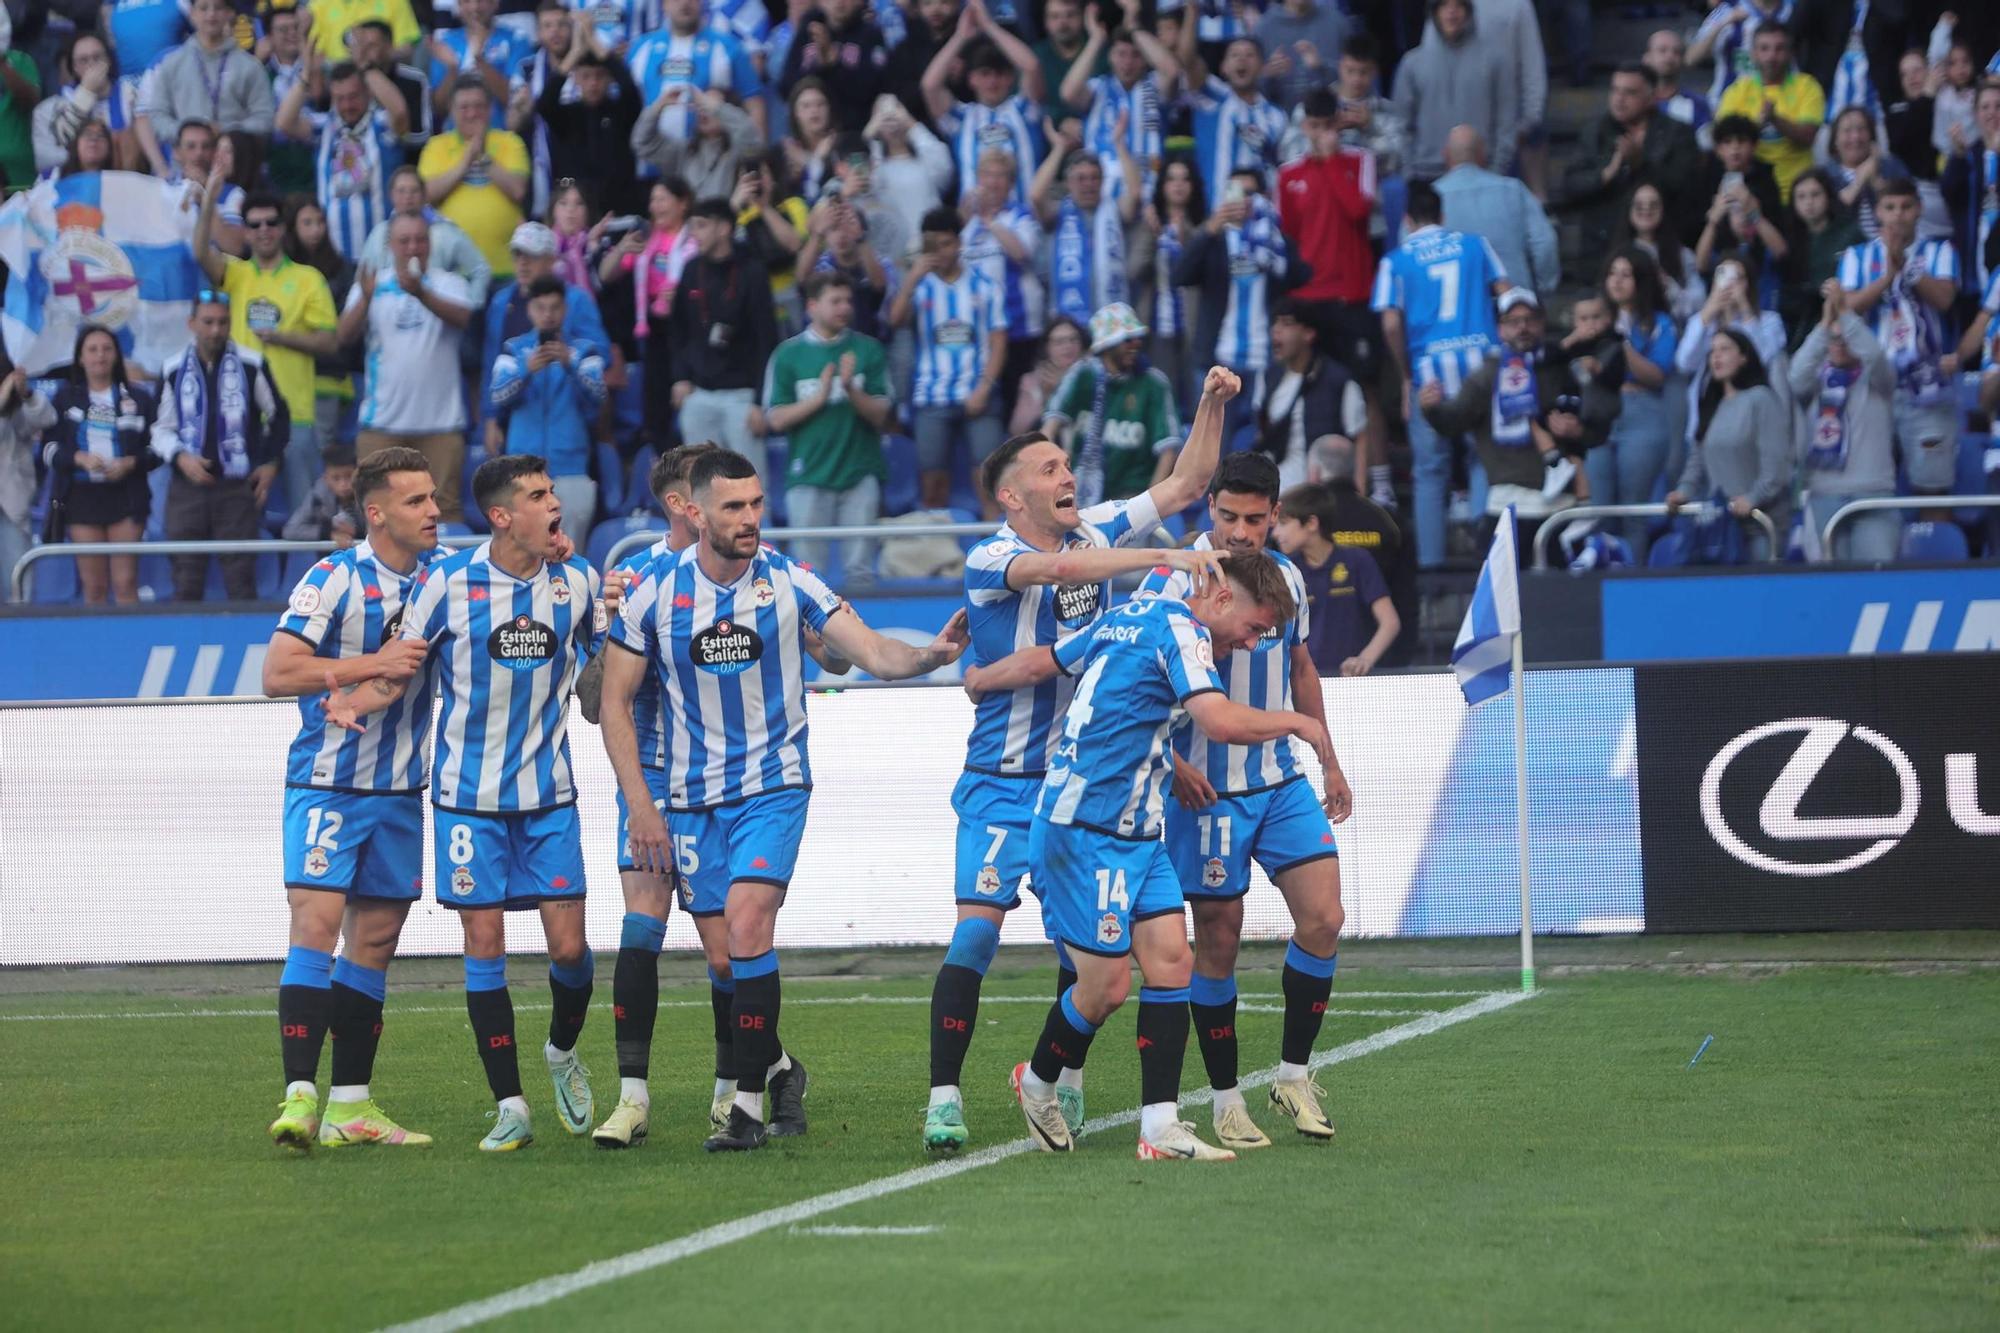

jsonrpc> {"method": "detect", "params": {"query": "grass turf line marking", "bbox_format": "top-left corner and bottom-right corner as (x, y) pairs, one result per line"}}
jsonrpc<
(0, 994), (1484, 1023)
(787, 1225), (943, 1237)
(374, 989), (1536, 1333)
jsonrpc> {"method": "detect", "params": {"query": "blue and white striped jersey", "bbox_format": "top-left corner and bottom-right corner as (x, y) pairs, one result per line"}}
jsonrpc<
(612, 542), (843, 811)
(1371, 224), (1506, 393)
(277, 541), (441, 793)
(309, 107), (401, 261)
(1692, 0), (1794, 105)
(400, 544), (604, 813)
(428, 26), (536, 116)
(1136, 535), (1308, 794)
(962, 490), (1161, 776)
(1193, 0), (1266, 45)
(1080, 72), (1164, 199)
(939, 95), (1044, 209)
(1836, 236), (1959, 357)
(710, 0), (771, 51)
(961, 206), (1046, 341)
(1188, 76), (1286, 198)
(615, 535), (676, 770)
(1036, 594), (1223, 838)
(629, 27), (762, 139)
(910, 265), (1008, 407)
(568, 0), (661, 50)
(1213, 203), (1289, 371)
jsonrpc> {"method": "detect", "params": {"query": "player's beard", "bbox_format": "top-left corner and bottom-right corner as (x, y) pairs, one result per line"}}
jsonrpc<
(707, 527), (758, 561)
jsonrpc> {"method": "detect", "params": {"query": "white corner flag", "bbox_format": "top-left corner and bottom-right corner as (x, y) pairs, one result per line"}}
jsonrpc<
(1451, 506), (1521, 707)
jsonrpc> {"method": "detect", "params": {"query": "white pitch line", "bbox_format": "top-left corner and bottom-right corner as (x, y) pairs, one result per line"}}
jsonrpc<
(788, 1225), (942, 1237)
(374, 989), (1538, 1333)
(0, 992), (1494, 1023)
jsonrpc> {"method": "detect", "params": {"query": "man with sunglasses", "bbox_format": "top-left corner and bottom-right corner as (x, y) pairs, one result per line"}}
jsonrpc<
(195, 178), (340, 513)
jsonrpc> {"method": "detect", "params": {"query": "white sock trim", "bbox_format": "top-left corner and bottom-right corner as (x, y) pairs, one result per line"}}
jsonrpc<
(1276, 1061), (1311, 1084)
(1139, 1101), (1180, 1140)
(284, 1080), (317, 1100)
(1211, 1086), (1246, 1114)
(498, 1095), (530, 1117)
(619, 1077), (650, 1106)
(928, 1085), (961, 1109)
(1055, 1065), (1084, 1091)
(327, 1084), (369, 1104)
(732, 1089), (765, 1121)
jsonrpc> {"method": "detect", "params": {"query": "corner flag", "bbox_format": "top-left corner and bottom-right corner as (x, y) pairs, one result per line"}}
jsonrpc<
(1451, 506), (1521, 707)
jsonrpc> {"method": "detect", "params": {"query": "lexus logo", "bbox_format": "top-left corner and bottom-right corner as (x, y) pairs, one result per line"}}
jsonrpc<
(1700, 718), (1996, 877)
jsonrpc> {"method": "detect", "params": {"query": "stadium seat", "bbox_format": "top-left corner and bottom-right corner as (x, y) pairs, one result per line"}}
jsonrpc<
(586, 515), (664, 572)
(460, 443), (489, 532)
(436, 521), (475, 539)
(1899, 520), (1969, 562)
(1952, 433), (1991, 529)
(594, 442), (627, 515)
(765, 437), (789, 527)
(882, 435), (919, 516)
(946, 506), (983, 553)
(28, 551), (78, 604)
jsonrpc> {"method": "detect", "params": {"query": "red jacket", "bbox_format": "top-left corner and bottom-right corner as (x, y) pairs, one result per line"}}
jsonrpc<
(1277, 148), (1378, 304)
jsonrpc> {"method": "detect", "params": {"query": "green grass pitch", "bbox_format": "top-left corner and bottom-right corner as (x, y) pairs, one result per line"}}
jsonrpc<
(3, 936), (1996, 1331)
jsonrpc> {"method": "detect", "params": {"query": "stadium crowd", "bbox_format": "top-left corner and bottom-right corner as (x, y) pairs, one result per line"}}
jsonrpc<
(1, 0), (1999, 610)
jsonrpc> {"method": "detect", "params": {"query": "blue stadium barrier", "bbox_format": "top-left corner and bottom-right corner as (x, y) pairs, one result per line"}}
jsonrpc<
(1899, 520), (1970, 562)
(587, 515), (664, 571)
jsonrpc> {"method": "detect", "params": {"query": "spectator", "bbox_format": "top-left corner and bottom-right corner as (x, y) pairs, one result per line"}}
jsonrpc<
(339, 213), (477, 523)
(782, 78), (838, 203)
(1371, 179), (1507, 567)
(423, 0), (531, 126)
(47, 326), (159, 606)
(1271, 480), (1398, 677)
(663, 197), (781, 478)
(1436, 124), (1558, 298)
(359, 164), (493, 308)
(1674, 252), (1791, 452)
(0, 355), (55, 598)
(1827, 103), (1909, 239)
(824, 129), (916, 269)
(1030, 137), (1142, 326)
(1181, 35), (1289, 195)
(1059, 7), (1177, 201)
(533, 44), (643, 218)
(479, 221), (612, 450)
(1254, 0), (1346, 115)
(1040, 302), (1180, 505)
(284, 197), (360, 446)
(1618, 182), (1708, 324)
(1645, 28), (1713, 144)
(1391, 0), (1520, 181)
(732, 150), (810, 313)
(274, 56), (410, 263)
(600, 175), (698, 450)
(889, 206), (1008, 511)
(1295, 435), (1418, 666)
(1327, 35), (1406, 245)
(884, 0), (962, 130)
(1779, 166), (1863, 341)
(1460, 0), (1549, 195)
(1940, 78), (2000, 295)
(1146, 156), (1205, 412)
(764, 270), (896, 576)
(628, 0), (768, 144)
(136, 0), (272, 174)
(1883, 50), (1950, 241)
(1009, 314), (1085, 435)
(194, 184), (340, 511)
(779, 0), (889, 132)
(53, 117), (115, 179)
(1693, 115), (1790, 285)
(348, 19), (434, 151)
(1029, 0), (1097, 125)
(417, 77), (530, 281)
(508, 1), (578, 223)
(1593, 247), (1678, 551)
(103, 0), (191, 145)
(281, 441), (361, 547)
(1688, 0), (1791, 107)
(632, 84), (760, 205)
(1419, 288), (1608, 549)
(168, 119), (247, 256)
(548, 179), (602, 294)
(1567, 62), (1704, 260)
(959, 146), (1046, 418)
(1715, 22), (1825, 203)
(1255, 301), (1366, 491)
(1837, 177), (1962, 504)
(488, 274), (609, 546)
(261, 3), (314, 194)
(1790, 283), (1901, 561)
(798, 192), (895, 341)
(863, 94), (954, 250)
(309, 0), (423, 65)
(1931, 39), (1979, 170)
(923, 4), (1047, 208)
(1173, 167), (1305, 454)
(151, 293), (288, 601)
(1668, 327), (1793, 558)
(31, 32), (114, 178)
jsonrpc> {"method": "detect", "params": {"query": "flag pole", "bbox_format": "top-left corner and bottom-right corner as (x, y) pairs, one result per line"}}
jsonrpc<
(1512, 627), (1534, 994)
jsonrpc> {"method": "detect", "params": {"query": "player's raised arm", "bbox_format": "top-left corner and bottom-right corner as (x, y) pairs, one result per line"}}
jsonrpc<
(819, 606), (970, 680)
(1145, 366), (1238, 515)
(1004, 543), (1224, 593)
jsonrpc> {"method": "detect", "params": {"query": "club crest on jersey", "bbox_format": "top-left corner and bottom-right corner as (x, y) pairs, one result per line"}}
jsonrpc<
(975, 864), (1002, 896)
(551, 579), (571, 605)
(303, 847), (330, 878)
(1202, 857), (1227, 889)
(693, 618), (764, 674)
(450, 866), (475, 897)
(488, 614), (558, 670)
(751, 578), (776, 608)
(1053, 581), (1101, 623)
(1194, 636), (1215, 669)
(1095, 912), (1123, 947)
(288, 583), (321, 617)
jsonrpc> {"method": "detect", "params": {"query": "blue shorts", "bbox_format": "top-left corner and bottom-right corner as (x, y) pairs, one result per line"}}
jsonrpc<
(433, 805), (587, 910)
(615, 766), (678, 876)
(282, 787), (424, 901)
(950, 769), (1041, 910)
(672, 787), (810, 917)
(1031, 819), (1183, 958)
(1163, 778), (1338, 900)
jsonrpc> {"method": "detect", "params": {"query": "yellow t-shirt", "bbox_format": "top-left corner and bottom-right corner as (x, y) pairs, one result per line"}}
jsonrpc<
(308, 0), (424, 61)
(1717, 71), (1825, 202)
(222, 255), (336, 423)
(418, 130), (530, 279)
(740, 195), (813, 300)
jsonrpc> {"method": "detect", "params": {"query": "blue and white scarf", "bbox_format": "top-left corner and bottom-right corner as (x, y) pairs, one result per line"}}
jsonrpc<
(1978, 148), (1998, 289)
(1051, 197), (1126, 324)
(1828, 0), (1877, 119)
(1807, 360), (1858, 471)
(178, 344), (251, 479)
(1075, 359), (1116, 510)
(1154, 223), (1186, 337)
(1491, 351), (1539, 447)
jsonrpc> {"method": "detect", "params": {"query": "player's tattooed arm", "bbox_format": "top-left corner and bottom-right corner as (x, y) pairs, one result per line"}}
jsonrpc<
(319, 671), (407, 732)
(262, 633), (426, 698)
(802, 615), (853, 676)
(819, 605), (969, 680)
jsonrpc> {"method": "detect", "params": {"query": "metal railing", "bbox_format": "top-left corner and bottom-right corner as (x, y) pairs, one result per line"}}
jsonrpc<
(1820, 494), (2000, 556)
(1531, 503), (1780, 569)
(601, 520), (1000, 571)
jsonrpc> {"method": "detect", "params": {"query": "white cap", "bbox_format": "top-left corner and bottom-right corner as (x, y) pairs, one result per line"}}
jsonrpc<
(509, 221), (557, 257)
